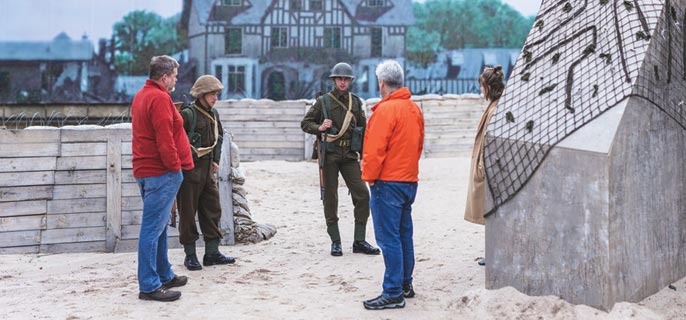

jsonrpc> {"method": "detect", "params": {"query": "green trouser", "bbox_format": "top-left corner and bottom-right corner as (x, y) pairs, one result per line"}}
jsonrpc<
(177, 156), (223, 254)
(322, 148), (370, 242)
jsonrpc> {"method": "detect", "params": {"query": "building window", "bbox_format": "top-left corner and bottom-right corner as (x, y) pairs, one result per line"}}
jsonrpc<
(222, 0), (241, 6)
(290, 0), (302, 10)
(367, 0), (384, 7)
(225, 27), (242, 54)
(228, 65), (246, 94)
(271, 27), (288, 48)
(361, 66), (369, 92)
(324, 27), (341, 49)
(310, 0), (323, 10)
(371, 28), (382, 57)
(215, 66), (223, 85)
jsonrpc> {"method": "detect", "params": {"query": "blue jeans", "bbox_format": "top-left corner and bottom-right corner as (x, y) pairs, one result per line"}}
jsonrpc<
(370, 180), (418, 298)
(136, 170), (183, 293)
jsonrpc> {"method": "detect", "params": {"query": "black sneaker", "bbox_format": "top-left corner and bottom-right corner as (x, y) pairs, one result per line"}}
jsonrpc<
(402, 283), (415, 298)
(331, 241), (343, 256)
(184, 254), (202, 271)
(203, 252), (236, 266)
(138, 287), (181, 302)
(352, 240), (380, 255)
(161, 275), (187, 289)
(363, 295), (405, 310)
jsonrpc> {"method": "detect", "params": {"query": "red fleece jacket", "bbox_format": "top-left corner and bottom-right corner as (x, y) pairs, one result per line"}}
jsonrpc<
(131, 80), (194, 178)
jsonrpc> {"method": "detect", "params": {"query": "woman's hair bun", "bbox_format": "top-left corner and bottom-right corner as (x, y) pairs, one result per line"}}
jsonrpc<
(494, 65), (503, 73)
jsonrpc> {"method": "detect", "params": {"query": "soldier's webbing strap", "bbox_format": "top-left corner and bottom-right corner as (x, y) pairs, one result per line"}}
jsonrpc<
(192, 105), (219, 158)
(323, 92), (353, 143)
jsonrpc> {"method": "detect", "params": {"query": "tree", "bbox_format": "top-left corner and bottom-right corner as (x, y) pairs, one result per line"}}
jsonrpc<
(112, 10), (186, 75)
(408, 0), (534, 50)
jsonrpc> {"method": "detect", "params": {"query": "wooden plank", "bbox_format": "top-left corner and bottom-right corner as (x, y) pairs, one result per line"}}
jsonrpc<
(231, 141), (303, 148)
(122, 155), (133, 169)
(0, 129), (60, 143)
(0, 215), (46, 232)
(60, 127), (130, 142)
(0, 171), (54, 187)
(0, 157), (56, 172)
(47, 198), (107, 214)
(232, 134), (304, 142)
(122, 183), (140, 197)
(241, 148), (303, 155)
(121, 142), (132, 155)
(0, 185), (53, 202)
(106, 137), (123, 252)
(241, 154), (303, 162)
(122, 225), (179, 240)
(0, 245), (39, 254)
(115, 236), (184, 253)
(121, 196), (142, 211)
(0, 230), (40, 247)
(56, 156), (107, 170)
(60, 142), (107, 157)
(0, 200), (46, 217)
(47, 212), (106, 229)
(224, 121), (300, 129)
(121, 210), (141, 226)
(228, 128), (304, 135)
(216, 107), (305, 116)
(0, 143), (60, 157)
(54, 170), (106, 185)
(52, 184), (106, 199)
(40, 241), (107, 254)
(215, 101), (305, 110)
(218, 133), (235, 245)
(122, 169), (135, 183)
(40, 227), (107, 244)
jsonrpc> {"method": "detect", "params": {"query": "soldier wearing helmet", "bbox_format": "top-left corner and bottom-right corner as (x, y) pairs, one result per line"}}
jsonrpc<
(177, 75), (236, 271)
(301, 62), (381, 257)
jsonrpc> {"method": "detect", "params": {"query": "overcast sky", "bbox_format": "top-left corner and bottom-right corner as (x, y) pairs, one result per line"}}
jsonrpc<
(0, 0), (540, 44)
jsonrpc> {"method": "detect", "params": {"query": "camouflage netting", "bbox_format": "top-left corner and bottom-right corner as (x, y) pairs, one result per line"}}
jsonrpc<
(229, 140), (277, 243)
(485, 0), (686, 214)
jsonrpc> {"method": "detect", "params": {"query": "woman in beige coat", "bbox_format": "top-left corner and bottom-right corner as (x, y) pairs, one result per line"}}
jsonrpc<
(464, 66), (504, 225)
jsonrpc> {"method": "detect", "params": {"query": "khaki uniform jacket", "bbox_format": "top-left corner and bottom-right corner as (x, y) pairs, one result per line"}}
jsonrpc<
(464, 99), (498, 225)
(301, 88), (366, 144)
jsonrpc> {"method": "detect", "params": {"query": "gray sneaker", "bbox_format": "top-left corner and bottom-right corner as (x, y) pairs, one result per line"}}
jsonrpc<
(138, 287), (181, 302)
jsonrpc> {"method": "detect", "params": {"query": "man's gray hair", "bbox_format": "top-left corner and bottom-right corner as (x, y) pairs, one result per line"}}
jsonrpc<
(149, 55), (179, 80)
(375, 60), (404, 89)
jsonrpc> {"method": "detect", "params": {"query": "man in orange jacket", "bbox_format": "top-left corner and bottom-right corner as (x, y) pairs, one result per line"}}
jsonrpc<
(361, 60), (424, 310)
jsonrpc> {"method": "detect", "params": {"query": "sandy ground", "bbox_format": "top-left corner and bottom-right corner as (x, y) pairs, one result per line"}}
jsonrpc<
(0, 157), (685, 319)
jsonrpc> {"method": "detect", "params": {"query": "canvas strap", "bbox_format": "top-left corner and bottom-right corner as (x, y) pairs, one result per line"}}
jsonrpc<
(192, 105), (219, 158)
(323, 92), (353, 143)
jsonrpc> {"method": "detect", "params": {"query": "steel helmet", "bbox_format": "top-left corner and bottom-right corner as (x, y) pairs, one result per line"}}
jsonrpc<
(190, 75), (224, 98)
(329, 62), (355, 80)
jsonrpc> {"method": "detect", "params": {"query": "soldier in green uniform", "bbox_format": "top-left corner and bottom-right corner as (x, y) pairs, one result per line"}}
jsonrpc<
(177, 75), (235, 270)
(301, 62), (381, 257)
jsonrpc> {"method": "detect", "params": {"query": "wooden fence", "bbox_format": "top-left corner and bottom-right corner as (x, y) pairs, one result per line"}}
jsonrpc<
(0, 127), (234, 254)
(0, 95), (484, 254)
(213, 94), (485, 160)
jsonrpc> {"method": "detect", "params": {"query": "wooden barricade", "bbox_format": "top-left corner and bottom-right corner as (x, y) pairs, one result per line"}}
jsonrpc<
(0, 126), (235, 254)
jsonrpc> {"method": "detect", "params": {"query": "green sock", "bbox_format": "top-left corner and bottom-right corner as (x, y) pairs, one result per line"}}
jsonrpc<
(205, 239), (220, 255)
(184, 243), (196, 256)
(327, 224), (341, 242)
(354, 223), (366, 242)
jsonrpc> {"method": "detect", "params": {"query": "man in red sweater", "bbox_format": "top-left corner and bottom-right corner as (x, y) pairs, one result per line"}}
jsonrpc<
(131, 55), (194, 302)
(361, 60), (424, 310)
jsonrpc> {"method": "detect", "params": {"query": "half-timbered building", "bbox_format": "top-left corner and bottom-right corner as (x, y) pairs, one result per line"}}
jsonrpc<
(186, 0), (414, 100)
